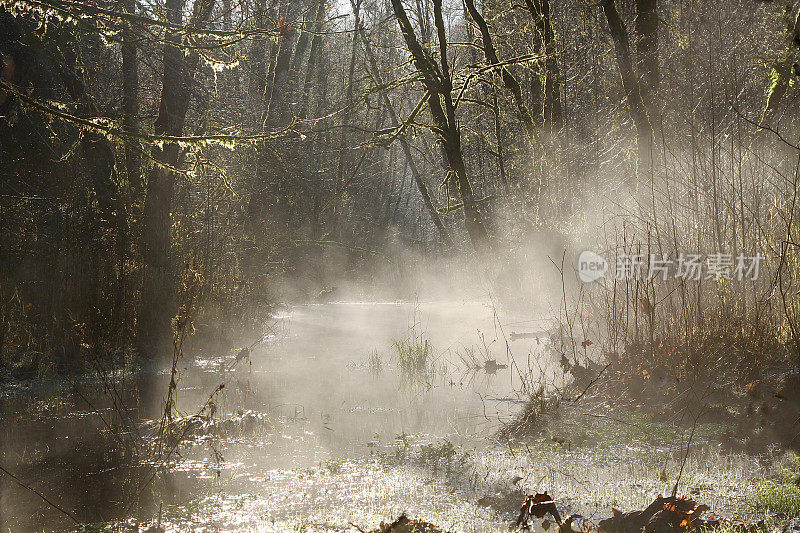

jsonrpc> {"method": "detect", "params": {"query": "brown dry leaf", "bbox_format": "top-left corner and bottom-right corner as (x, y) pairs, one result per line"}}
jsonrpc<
(517, 492), (562, 529)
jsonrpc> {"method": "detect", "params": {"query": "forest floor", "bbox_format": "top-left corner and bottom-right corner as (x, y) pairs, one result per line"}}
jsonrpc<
(4, 375), (799, 532)
(2, 301), (800, 532)
(97, 405), (800, 532)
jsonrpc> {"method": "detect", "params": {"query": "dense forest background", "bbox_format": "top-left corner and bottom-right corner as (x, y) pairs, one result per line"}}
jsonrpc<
(1, 0), (799, 371)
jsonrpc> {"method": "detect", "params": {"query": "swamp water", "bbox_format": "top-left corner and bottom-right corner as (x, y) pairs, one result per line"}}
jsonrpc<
(0, 301), (792, 531)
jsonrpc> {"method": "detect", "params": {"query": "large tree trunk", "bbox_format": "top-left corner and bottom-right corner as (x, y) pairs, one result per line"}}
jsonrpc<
(248, 0), (305, 276)
(249, 0), (267, 122)
(136, 0), (215, 361)
(57, 39), (129, 330)
(223, 0), (231, 28)
(58, 91), (126, 258)
(288, 0), (322, 99)
(601, 0), (653, 175)
(299, 0), (327, 119)
(121, 0), (140, 197)
(524, 0), (561, 129)
(634, 0), (658, 116)
(249, 0), (304, 237)
(390, 0), (490, 251)
(265, 0), (304, 127)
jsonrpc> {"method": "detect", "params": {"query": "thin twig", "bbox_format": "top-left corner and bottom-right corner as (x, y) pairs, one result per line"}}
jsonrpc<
(672, 411), (700, 498)
(0, 465), (81, 525)
(572, 363), (611, 402)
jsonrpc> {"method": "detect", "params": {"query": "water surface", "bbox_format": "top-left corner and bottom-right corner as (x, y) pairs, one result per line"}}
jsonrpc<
(2, 299), (555, 530)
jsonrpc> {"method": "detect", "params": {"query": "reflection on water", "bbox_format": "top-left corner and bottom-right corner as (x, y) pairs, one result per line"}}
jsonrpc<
(255, 301), (528, 456)
(1, 300), (552, 530)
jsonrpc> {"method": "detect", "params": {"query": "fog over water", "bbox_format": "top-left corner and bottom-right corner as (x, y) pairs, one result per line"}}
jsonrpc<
(1, 296), (565, 529)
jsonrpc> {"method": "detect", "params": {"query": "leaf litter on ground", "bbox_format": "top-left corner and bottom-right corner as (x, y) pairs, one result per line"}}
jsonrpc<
(368, 491), (775, 533)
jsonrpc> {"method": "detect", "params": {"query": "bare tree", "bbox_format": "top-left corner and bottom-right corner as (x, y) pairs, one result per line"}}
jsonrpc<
(137, 0), (216, 359)
(390, 0), (491, 250)
(761, 2), (800, 128)
(330, 0), (362, 238)
(121, 0), (140, 196)
(523, 0), (561, 129)
(288, 0), (323, 101)
(601, 0), (654, 174)
(463, 0), (536, 139)
(265, 0), (305, 127)
(356, 15), (451, 243)
(634, 0), (659, 112)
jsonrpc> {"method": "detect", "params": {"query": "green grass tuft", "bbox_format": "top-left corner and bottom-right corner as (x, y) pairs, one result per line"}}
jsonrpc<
(393, 325), (432, 376)
(751, 481), (800, 515)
